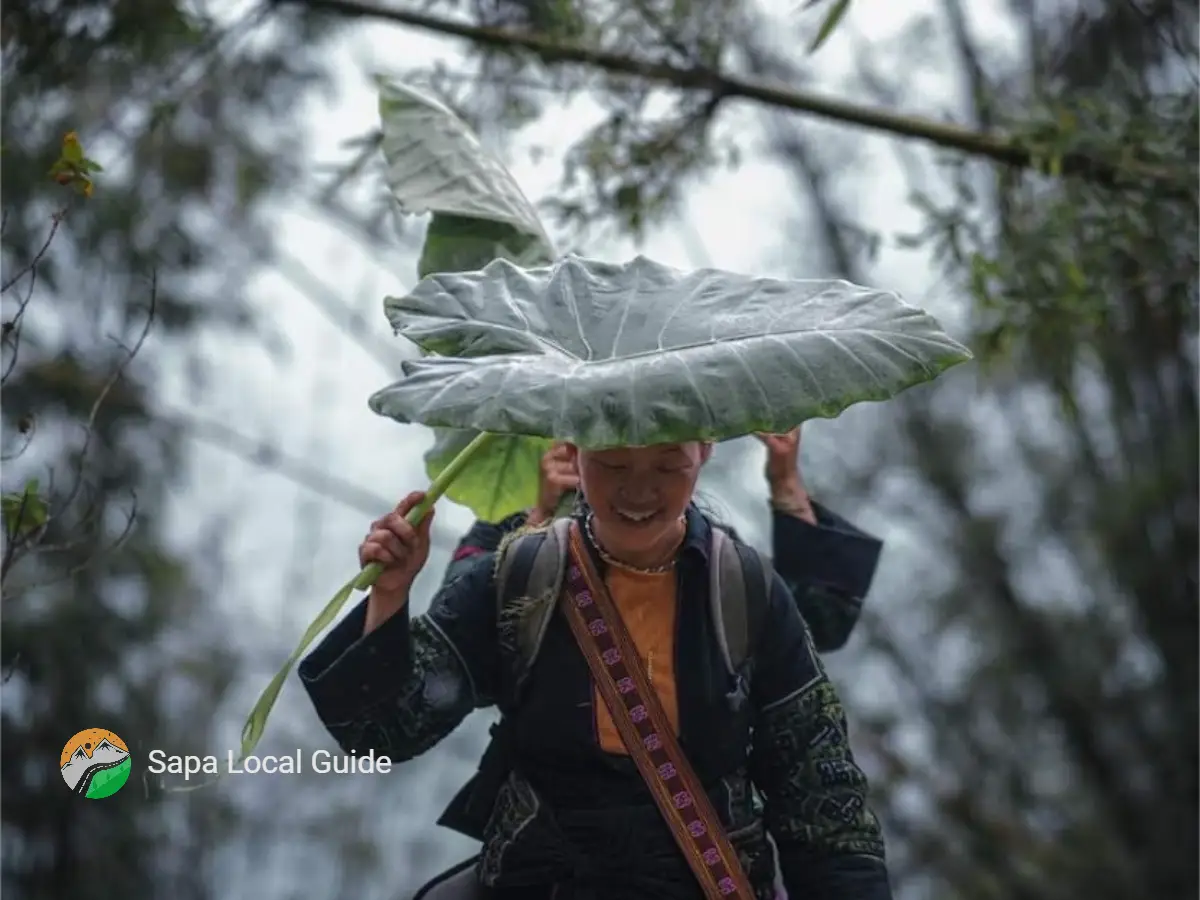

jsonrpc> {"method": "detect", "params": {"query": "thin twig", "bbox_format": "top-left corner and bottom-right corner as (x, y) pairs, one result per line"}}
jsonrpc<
(1, 208), (69, 386)
(56, 271), (158, 518)
(0, 207), (66, 295)
(2, 423), (35, 463)
(22, 492), (140, 588)
(0, 485), (51, 587)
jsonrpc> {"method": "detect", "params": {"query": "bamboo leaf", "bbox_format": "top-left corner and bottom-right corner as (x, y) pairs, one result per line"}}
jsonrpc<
(808, 0), (852, 54)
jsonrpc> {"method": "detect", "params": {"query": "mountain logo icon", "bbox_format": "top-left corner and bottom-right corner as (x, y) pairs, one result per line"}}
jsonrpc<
(60, 729), (131, 799)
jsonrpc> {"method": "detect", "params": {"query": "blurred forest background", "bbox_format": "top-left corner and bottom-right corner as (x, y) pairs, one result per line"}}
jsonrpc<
(1, 1), (1195, 899)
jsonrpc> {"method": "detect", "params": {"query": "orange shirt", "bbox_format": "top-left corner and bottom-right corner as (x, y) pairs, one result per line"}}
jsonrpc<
(594, 567), (680, 755)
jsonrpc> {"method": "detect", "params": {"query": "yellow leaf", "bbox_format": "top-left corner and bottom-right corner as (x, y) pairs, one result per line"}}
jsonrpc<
(61, 131), (84, 164)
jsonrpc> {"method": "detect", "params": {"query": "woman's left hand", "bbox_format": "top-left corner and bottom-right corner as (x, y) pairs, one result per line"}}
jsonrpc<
(755, 427), (817, 524)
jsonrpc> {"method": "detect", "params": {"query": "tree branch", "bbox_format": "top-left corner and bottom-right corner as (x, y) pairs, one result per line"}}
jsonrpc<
(274, 248), (402, 372)
(162, 407), (396, 516)
(273, 0), (1193, 199)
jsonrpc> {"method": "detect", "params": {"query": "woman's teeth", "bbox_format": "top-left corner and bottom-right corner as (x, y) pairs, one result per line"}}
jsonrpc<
(617, 509), (658, 522)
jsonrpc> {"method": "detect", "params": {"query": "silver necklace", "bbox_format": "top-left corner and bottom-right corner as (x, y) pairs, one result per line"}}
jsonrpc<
(584, 512), (682, 575)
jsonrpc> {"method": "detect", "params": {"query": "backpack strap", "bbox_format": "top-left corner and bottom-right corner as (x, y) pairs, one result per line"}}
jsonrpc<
(709, 526), (773, 674)
(493, 517), (572, 709)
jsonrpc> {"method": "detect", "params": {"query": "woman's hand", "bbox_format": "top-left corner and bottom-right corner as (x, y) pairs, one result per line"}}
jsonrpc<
(360, 491), (436, 632)
(755, 427), (817, 524)
(527, 442), (579, 525)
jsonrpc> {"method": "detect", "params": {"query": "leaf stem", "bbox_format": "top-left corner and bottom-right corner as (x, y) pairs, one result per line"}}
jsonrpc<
(235, 430), (499, 765)
(354, 430), (498, 588)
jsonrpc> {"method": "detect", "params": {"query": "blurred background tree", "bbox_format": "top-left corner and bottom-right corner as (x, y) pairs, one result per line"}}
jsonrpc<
(0, 2), (389, 898)
(834, 4), (1198, 897)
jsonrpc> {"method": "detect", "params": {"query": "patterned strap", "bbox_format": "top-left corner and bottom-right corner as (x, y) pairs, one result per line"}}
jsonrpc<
(560, 523), (756, 900)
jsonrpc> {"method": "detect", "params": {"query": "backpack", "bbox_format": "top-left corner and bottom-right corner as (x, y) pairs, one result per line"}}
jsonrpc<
(491, 515), (774, 711)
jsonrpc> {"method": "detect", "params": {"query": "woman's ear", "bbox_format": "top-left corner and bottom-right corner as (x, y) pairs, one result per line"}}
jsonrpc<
(699, 441), (714, 464)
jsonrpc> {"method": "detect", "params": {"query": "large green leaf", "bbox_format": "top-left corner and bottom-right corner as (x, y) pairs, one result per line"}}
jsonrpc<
(378, 79), (555, 279)
(379, 78), (558, 519)
(370, 254), (974, 449)
(423, 428), (552, 522)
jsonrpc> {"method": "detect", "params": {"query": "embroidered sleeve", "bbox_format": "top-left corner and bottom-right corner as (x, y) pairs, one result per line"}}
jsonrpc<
(771, 503), (882, 652)
(298, 553), (501, 763)
(749, 574), (892, 900)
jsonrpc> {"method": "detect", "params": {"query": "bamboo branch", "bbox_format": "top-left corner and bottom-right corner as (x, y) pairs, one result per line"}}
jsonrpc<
(274, 0), (1193, 198)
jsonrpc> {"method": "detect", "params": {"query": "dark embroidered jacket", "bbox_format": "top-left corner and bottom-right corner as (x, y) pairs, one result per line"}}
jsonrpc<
(299, 508), (892, 900)
(443, 502), (882, 653)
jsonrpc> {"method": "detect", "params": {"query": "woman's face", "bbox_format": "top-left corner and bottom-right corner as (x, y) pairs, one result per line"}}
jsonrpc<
(570, 441), (711, 556)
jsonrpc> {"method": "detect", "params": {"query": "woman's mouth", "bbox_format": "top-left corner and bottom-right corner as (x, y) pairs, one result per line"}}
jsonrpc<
(614, 507), (662, 526)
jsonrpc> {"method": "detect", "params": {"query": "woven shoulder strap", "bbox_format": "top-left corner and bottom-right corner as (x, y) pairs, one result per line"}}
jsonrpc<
(560, 523), (756, 900)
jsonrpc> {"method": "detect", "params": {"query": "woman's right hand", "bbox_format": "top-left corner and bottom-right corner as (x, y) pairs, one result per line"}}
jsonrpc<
(359, 491), (436, 624)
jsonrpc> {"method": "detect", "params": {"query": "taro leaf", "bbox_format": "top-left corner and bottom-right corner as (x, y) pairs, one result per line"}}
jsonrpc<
(378, 79), (555, 279)
(424, 428), (553, 523)
(379, 78), (559, 520)
(370, 254), (974, 449)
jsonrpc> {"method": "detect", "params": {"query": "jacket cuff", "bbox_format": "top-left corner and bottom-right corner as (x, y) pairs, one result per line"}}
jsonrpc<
(297, 597), (416, 721)
(773, 501), (882, 600)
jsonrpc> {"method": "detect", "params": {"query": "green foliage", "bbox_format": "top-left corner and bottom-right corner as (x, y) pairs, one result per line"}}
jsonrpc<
(902, 71), (1197, 399)
(48, 131), (104, 197)
(805, 0), (853, 53)
(971, 85), (1197, 382)
(1, 479), (48, 538)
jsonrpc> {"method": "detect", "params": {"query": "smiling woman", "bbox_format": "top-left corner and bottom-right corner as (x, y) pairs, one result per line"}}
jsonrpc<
(289, 248), (968, 900)
(575, 441), (712, 571)
(218, 77), (972, 900)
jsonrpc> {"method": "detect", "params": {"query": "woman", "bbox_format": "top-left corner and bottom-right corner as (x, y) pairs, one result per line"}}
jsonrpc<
(441, 428), (883, 653)
(299, 439), (892, 900)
